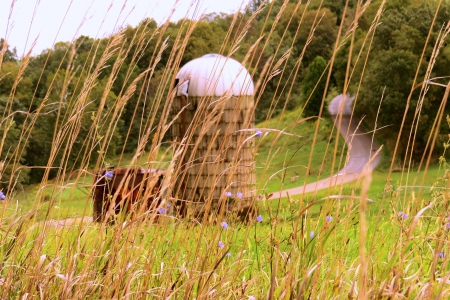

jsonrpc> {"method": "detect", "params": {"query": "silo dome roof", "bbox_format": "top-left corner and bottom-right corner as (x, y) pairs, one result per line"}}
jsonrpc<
(176, 54), (254, 97)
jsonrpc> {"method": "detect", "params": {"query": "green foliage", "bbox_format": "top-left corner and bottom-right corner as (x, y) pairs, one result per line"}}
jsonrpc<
(0, 39), (17, 62)
(340, 0), (450, 160)
(249, 3), (337, 123)
(181, 21), (226, 65)
(301, 56), (328, 119)
(0, 96), (29, 190)
(0, 0), (448, 186)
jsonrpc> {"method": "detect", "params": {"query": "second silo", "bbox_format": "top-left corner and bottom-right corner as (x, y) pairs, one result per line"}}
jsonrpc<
(172, 54), (256, 218)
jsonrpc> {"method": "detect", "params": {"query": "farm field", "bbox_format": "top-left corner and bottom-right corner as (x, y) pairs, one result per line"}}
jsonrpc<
(1, 111), (448, 297)
(1, 162), (448, 298)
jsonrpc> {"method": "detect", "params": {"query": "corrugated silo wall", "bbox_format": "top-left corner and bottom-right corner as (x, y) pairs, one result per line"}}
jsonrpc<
(172, 93), (256, 216)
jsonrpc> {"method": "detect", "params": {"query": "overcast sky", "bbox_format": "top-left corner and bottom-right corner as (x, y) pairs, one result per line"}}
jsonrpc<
(0, 0), (250, 57)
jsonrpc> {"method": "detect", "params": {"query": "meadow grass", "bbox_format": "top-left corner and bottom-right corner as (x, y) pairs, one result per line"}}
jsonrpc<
(1, 0), (450, 299)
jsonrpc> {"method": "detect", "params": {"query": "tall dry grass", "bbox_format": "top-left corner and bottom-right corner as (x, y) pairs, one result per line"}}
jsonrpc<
(0, 0), (450, 298)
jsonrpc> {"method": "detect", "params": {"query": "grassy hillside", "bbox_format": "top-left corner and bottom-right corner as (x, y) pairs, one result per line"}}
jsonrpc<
(256, 106), (344, 193)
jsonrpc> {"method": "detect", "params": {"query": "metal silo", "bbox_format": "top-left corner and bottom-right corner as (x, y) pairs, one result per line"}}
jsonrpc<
(172, 54), (256, 219)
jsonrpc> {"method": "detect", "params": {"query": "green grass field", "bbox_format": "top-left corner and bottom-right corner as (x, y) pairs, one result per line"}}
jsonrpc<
(3, 159), (447, 298)
(1, 123), (449, 297)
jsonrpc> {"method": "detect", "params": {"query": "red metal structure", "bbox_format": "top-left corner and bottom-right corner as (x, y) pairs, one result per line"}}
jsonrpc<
(92, 168), (164, 222)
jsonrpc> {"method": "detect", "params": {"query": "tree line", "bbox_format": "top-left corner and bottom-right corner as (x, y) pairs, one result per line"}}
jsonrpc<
(0, 0), (449, 189)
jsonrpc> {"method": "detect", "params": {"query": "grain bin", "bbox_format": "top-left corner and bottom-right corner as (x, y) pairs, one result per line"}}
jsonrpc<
(172, 54), (256, 219)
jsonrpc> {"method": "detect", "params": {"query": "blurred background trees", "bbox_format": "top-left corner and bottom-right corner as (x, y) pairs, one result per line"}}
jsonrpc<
(0, 0), (449, 188)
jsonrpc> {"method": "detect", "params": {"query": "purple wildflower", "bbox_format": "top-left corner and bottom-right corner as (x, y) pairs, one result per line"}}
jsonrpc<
(256, 130), (262, 137)
(236, 192), (243, 199)
(221, 221), (229, 230)
(224, 191), (233, 197)
(368, 198), (374, 203)
(310, 231), (315, 239)
(398, 212), (408, 219)
(105, 171), (114, 179)
(438, 252), (445, 259)
(326, 215), (333, 222)
(218, 241), (224, 248)
(0, 191), (5, 200)
(226, 252), (231, 257)
(158, 208), (167, 214)
(167, 203), (171, 208)
(256, 215), (263, 223)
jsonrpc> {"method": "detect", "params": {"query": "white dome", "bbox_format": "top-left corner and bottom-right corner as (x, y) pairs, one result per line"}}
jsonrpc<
(176, 54), (254, 97)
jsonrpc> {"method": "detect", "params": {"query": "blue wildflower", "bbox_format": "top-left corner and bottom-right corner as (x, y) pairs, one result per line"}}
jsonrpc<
(221, 221), (229, 230)
(218, 241), (224, 248)
(438, 252), (445, 259)
(256, 130), (262, 137)
(158, 208), (167, 214)
(236, 192), (243, 199)
(310, 231), (315, 239)
(105, 171), (114, 179)
(224, 191), (233, 197)
(368, 198), (374, 203)
(326, 215), (333, 222)
(226, 252), (231, 257)
(398, 212), (408, 219)
(256, 215), (263, 223)
(0, 191), (5, 200)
